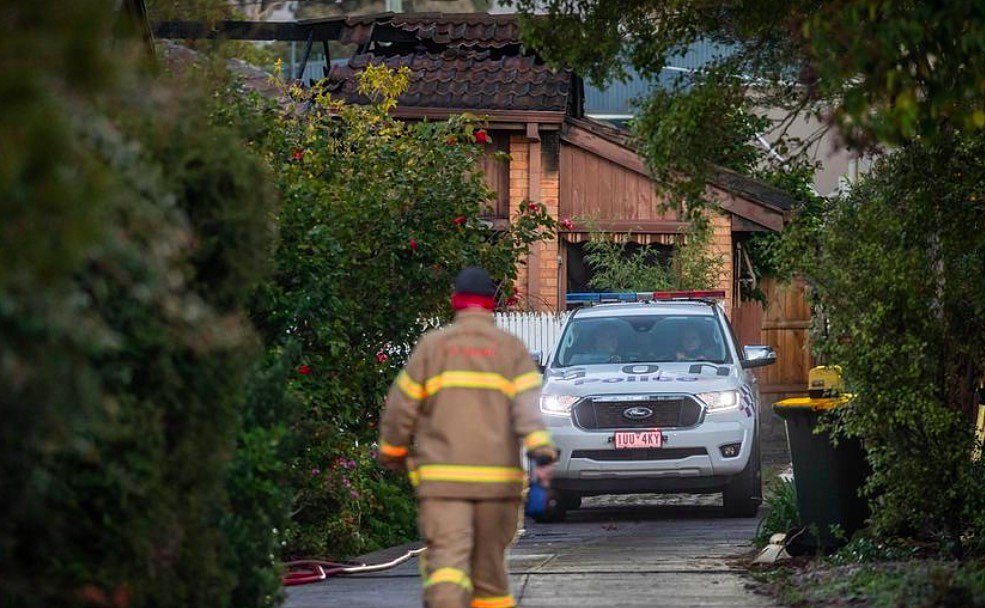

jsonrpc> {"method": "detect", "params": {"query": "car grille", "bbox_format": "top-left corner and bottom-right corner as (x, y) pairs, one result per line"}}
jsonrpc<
(570, 447), (707, 461)
(572, 396), (702, 430)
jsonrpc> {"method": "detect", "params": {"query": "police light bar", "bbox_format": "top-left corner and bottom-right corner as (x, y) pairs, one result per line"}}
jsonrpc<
(650, 290), (726, 300)
(566, 290), (726, 305)
(566, 292), (645, 304)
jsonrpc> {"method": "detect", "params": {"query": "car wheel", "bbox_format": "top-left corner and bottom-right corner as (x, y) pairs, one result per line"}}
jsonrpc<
(531, 490), (568, 523)
(723, 440), (762, 518)
(556, 491), (582, 511)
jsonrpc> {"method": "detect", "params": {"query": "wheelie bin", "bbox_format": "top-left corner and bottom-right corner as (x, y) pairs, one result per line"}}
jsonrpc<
(773, 367), (870, 553)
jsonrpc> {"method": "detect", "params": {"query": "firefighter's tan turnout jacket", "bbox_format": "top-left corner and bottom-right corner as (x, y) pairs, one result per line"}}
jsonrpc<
(378, 308), (555, 499)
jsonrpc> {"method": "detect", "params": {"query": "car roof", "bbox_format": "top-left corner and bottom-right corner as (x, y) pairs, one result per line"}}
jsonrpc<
(570, 300), (718, 319)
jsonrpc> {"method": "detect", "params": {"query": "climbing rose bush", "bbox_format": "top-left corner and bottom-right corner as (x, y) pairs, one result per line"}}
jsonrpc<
(251, 65), (556, 558)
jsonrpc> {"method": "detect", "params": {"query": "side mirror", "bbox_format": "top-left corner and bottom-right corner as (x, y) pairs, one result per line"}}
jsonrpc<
(742, 345), (777, 368)
(530, 350), (544, 372)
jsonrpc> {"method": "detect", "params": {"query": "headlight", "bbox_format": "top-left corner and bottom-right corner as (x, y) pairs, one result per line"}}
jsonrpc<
(696, 389), (739, 411)
(540, 394), (579, 416)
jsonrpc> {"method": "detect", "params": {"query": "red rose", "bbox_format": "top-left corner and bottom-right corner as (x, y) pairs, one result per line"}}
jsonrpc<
(292, 150), (304, 161)
(452, 215), (467, 226)
(376, 352), (389, 363)
(560, 217), (575, 230)
(474, 129), (490, 144)
(505, 295), (519, 307)
(409, 238), (418, 251)
(298, 364), (311, 375)
(528, 202), (539, 212)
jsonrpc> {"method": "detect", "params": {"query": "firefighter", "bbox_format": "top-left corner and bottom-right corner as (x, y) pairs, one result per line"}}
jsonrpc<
(378, 266), (557, 608)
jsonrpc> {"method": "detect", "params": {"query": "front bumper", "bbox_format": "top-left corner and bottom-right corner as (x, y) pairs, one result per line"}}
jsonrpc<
(545, 412), (753, 495)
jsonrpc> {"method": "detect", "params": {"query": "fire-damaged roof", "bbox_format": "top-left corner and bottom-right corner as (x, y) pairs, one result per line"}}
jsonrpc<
(324, 13), (572, 116)
(322, 51), (571, 113)
(153, 12), (796, 224)
(340, 12), (523, 49)
(153, 12), (575, 117)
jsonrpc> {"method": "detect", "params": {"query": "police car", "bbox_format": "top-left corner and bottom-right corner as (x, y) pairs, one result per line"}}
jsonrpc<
(537, 291), (776, 521)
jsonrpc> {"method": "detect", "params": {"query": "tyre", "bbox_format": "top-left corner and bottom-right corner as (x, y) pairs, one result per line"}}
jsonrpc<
(723, 439), (762, 518)
(556, 491), (582, 511)
(531, 490), (568, 523)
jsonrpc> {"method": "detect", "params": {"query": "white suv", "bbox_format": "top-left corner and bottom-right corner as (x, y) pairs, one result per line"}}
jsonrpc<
(537, 292), (776, 520)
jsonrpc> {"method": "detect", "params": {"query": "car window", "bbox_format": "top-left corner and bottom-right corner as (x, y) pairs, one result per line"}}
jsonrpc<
(551, 313), (732, 368)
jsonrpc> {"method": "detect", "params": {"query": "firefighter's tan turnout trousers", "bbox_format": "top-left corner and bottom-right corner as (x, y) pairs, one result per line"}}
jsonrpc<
(418, 497), (520, 608)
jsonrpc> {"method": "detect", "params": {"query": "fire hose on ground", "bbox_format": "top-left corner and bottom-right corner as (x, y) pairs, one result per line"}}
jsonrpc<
(282, 547), (427, 586)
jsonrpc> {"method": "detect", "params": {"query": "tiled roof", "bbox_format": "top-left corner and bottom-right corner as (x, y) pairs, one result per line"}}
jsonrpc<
(325, 51), (571, 113)
(325, 13), (525, 48)
(383, 13), (522, 48)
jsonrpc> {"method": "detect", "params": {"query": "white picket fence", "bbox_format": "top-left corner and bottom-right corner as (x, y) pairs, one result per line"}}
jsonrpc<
(494, 311), (568, 359)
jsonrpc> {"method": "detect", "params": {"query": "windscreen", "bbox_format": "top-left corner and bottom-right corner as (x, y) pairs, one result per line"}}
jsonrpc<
(550, 314), (731, 368)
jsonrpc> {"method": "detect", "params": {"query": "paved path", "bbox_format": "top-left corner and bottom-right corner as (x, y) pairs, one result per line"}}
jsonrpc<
(284, 494), (779, 608)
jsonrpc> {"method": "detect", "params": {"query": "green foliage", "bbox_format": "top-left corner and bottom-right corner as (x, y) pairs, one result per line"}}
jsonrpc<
(632, 72), (772, 211)
(0, 4), (289, 607)
(828, 537), (920, 565)
(754, 477), (800, 548)
(250, 65), (557, 558)
(510, 0), (985, 153)
(583, 221), (724, 292)
(803, 2), (985, 147)
(779, 131), (985, 556)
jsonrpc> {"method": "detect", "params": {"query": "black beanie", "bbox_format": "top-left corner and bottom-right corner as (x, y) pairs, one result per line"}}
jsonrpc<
(453, 266), (497, 297)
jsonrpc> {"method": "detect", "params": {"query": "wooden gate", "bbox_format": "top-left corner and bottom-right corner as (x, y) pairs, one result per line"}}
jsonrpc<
(731, 276), (813, 404)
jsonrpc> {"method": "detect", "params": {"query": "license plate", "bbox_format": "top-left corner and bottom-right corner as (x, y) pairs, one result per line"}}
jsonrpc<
(614, 430), (663, 449)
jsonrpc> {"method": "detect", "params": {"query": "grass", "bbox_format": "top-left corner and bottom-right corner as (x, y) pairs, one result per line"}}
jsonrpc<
(750, 559), (985, 608)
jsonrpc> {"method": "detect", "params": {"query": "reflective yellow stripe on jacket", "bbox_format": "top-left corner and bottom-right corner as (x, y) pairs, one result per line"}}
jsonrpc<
(416, 464), (524, 484)
(425, 370), (517, 398)
(400, 369), (541, 402)
(513, 370), (542, 394)
(397, 370), (427, 401)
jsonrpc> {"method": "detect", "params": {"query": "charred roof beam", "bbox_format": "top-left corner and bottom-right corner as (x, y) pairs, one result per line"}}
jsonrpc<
(152, 20), (346, 42)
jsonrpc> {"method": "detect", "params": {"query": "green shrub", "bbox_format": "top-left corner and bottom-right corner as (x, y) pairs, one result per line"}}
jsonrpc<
(779, 130), (985, 557)
(250, 66), (557, 559)
(754, 477), (800, 548)
(582, 221), (724, 292)
(0, 5), (287, 607)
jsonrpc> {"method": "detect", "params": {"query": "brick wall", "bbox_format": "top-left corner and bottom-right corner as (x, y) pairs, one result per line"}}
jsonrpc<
(709, 211), (734, 316)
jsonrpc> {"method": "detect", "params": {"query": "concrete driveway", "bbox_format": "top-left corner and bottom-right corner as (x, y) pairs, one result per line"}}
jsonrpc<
(284, 493), (779, 608)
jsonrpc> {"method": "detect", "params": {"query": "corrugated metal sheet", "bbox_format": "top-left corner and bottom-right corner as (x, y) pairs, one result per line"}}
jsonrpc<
(584, 40), (735, 118)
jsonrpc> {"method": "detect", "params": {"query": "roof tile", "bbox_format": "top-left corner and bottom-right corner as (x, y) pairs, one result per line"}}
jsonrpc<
(325, 50), (571, 112)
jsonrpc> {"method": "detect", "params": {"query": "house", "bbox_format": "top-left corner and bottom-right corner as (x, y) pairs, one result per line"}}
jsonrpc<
(153, 12), (812, 403)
